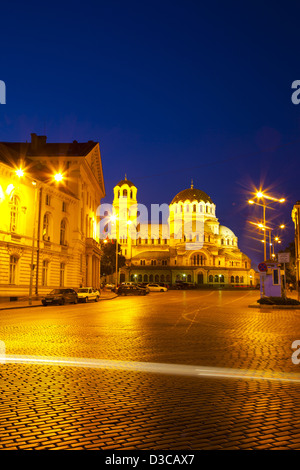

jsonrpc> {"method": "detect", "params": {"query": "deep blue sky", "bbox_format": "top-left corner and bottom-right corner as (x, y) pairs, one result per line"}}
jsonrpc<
(1, 0), (300, 267)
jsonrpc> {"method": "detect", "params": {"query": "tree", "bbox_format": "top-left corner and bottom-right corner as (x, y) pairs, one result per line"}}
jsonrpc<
(100, 241), (126, 276)
(278, 241), (296, 286)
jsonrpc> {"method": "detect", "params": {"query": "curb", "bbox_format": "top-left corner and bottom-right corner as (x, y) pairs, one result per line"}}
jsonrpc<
(0, 295), (118, 311)
(248, 304), (300, 310)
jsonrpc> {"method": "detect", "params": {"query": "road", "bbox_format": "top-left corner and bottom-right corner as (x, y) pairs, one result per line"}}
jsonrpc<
(1, 289), (300, 450)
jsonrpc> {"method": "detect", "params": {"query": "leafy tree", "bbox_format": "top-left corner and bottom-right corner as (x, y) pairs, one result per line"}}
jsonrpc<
(278, 241), (296, 286)
(100, 241), (126, 276)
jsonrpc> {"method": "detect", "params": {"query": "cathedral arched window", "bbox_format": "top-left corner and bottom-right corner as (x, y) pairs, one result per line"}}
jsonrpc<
(193, 204), (196, 212)
(231, 276), (234, 283)
(219, 275), (224, 283)
(235, 276), (239, 283)
(209, 275), (213, 282)
(123, 189), (127, 197)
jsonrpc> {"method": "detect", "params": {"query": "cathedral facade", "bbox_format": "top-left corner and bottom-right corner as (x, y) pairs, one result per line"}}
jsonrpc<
(109, 178), (254, 287)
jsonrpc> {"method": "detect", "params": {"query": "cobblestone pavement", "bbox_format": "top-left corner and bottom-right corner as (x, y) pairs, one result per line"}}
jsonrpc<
(1, 289), (300, 450)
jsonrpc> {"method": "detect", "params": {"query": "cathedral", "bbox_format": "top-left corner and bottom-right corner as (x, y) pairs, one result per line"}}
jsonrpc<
(109, 177), (253, 287)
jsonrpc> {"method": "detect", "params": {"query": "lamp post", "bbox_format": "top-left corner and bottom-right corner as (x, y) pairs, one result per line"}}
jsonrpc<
(248, 191), (285, 261)
(16, 168), (64, 304)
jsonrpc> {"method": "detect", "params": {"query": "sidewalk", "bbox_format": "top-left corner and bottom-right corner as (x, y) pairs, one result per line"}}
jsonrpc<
(248, 290), (300, 309)
(0, 290), (118, 311)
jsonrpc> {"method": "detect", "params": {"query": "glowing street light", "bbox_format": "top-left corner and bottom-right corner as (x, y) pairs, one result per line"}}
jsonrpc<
(248, 189), (285, 261)
(15, 168), (24, 178)
(54, 173), (63, 182)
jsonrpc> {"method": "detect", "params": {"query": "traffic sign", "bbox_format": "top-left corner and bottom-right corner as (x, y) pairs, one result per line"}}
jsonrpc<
(278, 252), (290, 263)
(258, 262), (268, 272)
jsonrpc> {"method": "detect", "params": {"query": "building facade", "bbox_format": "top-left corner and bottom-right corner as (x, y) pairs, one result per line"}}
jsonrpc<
(292, 201), (300, 294)
(0, 133), (105, 299)
(107, 178), (253, 286)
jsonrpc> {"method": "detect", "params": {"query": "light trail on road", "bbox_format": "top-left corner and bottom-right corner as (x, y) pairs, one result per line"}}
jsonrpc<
(2, 354), (300, 385)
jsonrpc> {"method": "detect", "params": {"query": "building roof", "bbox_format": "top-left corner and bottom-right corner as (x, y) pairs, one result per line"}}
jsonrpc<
(115, 177), (135, 188)
(171, 187), (213, 204)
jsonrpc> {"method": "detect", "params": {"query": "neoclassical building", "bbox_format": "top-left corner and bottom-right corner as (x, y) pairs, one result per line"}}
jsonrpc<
(108, 178), (253, 286)
(0, 133), (105, 299)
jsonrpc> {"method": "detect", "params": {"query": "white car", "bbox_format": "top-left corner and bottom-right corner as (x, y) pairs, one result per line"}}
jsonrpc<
(146, 283), (168, 292)
(105, 283), (116, 290)
(77, 287), (100, 302)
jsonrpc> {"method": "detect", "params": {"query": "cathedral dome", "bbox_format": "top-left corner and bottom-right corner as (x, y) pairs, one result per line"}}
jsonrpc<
(115, 177), (135, 188)
(171, 186), (213, 204)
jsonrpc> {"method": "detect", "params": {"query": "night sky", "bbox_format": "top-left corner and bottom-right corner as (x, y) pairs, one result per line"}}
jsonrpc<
(1, 0), (300, 268)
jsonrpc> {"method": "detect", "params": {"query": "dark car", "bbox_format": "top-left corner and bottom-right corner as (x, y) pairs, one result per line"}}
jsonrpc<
(174, 282), (195, 290)
(117, 285), (148, 296)
(42, 288), (78, 306)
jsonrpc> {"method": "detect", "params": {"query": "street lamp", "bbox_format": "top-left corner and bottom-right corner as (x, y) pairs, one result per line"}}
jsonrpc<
(248, 190), (285, 261)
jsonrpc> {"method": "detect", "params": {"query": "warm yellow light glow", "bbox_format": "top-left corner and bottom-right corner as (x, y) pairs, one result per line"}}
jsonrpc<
(280, 224), (285, 229)
(110, 215), (117, 222)
(248, 200), (255, 204)
(6, 184), (14, 195)
(54, 173), (63, 182)
(256, 191), (264, 198)
(127, 220), (133, 225)
(16, 168), (24, 177)
(258, 223), (264, 228)
(279, 198), (285, 203)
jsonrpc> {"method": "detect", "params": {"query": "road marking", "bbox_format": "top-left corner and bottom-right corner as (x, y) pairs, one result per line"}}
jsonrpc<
(2, 354), (300, 384)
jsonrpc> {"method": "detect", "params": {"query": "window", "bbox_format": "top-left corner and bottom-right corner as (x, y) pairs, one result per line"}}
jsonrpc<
(144, 274), (148, 283)
(60, 219), (67, 245)
(162, 260), (167, 266)
(42, 260), (49, 286)
(155, 274), (159, 282)
(209, 275), (213, 283)
(235, 276), (239, 283)
(187, 274), (192, 282)
(240, 276), (244, 283)
(60, 263), (65, 286)
(273, 269), (279, 285)
(140, 260), (145, 265)
(62, 201), (67, 212)
(214, 275), (219, 282)
(193, 204), (196, 212)
(10, 195), (19, 232)
(151, 260), (156, 266)
(123, 189), (127, 197)
(45, 194), (51, 206)
(231, 276), (234, 283)
(43, 213), (50, 240)
(9, 255), (18, 284)
(149, 274), (153, 282)
(219, 275), (225, 283)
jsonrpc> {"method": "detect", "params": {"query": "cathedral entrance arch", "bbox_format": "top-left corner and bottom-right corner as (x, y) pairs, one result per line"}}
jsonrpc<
(197, 273), (204, 285)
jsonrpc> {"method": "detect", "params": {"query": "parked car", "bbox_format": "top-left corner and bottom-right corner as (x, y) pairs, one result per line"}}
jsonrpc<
(42, 288), (78, 306)
(174, 282), (195, 290)
(117, 285), (148, 296)
(105, 283), (116, 290)
(77, 287), (100, 303)
(146, 283), (168, 292)
(137, 283), (150, 293)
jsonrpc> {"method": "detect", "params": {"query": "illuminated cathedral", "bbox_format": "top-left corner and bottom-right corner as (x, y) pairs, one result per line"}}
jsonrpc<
(110, 177), (254, 286)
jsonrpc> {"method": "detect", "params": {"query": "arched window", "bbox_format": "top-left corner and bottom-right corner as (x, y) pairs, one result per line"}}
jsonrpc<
(138, 274), (142, 282)
(60, 263), (65, 286)
(209, 275), (213, 283)
(193, 204), (196, 212)
(10, 194), (20, 232)
(123, 189), (127, 197)
(130, 190), (133, 198)
(155, 274), (159, 282)
(166, 274), (171, 282)
(219, 275), (225, 283)
(235, 276), (239, 283)
(149, 274), (153, 282)
(214, 275), (219, 282)
(187, 274), (192, 282)
(240, 276), (244, 283)
(60, 219), (67, 245)
(231, 276), (234, 283)
(160, 274), (165, 282)
(144, 274), (148, 283)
